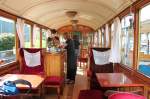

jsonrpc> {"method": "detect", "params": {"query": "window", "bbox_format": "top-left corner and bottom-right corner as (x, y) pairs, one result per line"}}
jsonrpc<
(94, 31), (98, 47)
(24, 24), (31, 48)
(138, 4), (150, 77)
(80, 32), (88, 49)
(0, 16), (16, 66)
(34, 27), (40, 48)
(87, 32), (93, 47)
(42, 29), (47, 48)
(121, 14), (134, 67)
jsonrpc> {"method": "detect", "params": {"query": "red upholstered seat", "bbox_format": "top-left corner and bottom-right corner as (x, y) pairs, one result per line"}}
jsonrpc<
(44, 76), (64, 99)
(18, 48), (45, 98)
(19, 48), (64, 99)
(44, 76), (64, 85)
(108, 92), (146, 99)
(78, 90), (104, 99)
(89, 48), (113, 90)
(19, 48), (44, 75)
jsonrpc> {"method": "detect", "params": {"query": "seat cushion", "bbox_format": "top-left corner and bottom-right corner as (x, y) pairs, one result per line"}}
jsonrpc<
(78, 90), (104, 99)
(44, 76), (64, 85)
(22, 67), (44, 74)
(108, 93), (146, 99)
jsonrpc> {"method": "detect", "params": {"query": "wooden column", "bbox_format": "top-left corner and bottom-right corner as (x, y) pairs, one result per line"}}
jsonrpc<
(133, 9), (139, 69)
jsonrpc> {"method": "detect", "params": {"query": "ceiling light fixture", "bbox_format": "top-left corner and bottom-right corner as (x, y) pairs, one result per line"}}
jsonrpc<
(66, 11), (78, 18)
(70, 19), (78, 25)
(66, 11), (79, 31)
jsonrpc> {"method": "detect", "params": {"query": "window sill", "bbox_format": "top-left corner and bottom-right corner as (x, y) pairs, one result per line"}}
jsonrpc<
(0, 61), (18, 75)
(0, 61), (17, 68)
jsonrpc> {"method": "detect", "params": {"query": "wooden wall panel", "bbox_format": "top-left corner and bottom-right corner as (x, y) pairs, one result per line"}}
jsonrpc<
(44, 51), (66, 77)
(0, 62), (18, 75)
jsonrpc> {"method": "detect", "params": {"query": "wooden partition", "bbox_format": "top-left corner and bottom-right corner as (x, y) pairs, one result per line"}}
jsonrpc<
(44, 50), (66, 77)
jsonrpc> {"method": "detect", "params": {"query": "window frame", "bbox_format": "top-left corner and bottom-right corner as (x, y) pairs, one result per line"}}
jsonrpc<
(0, 16), (17, 67)
(120, 13), (134, 67)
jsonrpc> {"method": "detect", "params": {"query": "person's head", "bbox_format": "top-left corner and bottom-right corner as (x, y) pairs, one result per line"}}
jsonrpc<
(73, 35), (79, 40)
(63, 32), (70, 40)
(53, 36), (60, 43)
(47, 37), (52, 42)
(54, 36), (60, 41)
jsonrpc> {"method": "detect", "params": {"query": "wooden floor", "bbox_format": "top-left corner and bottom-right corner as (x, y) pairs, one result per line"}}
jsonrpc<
(45, 67), (89, 99)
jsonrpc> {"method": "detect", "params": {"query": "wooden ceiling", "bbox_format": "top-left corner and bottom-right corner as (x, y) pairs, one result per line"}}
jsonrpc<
(57, 25), (94, 33)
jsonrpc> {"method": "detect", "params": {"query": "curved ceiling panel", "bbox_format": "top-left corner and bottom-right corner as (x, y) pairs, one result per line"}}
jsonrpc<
(48, 19), (98, 30)
(0, 0), (134, 30)
(42, 14), (100, 29)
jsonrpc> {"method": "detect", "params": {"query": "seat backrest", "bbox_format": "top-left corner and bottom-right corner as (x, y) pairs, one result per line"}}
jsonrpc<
(90, 47), (113, 74)
(19, 48), (44, 74)
(108, 92), (146, 99)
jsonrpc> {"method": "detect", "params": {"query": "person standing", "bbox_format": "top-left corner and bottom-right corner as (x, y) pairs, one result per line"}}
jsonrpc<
(53, 36), (60, 48)
(63, 33), (76, 84)
(73, 35), (80, 73)
(73, 35), (80, 57)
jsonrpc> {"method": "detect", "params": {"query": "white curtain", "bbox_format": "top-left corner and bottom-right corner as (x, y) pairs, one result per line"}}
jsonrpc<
(105, 24), (109, 47)
(109, 17), (121, 63)
(46, 29), (52, 38)
(16, 18), (24, 48)
(98, 29), (102, 47)
(33, 24), (38, 47)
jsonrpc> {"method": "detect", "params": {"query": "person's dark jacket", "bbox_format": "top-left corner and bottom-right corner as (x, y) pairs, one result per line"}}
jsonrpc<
(65, 39), (76, 68)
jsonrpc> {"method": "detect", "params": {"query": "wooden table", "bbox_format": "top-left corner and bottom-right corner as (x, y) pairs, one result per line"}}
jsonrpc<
(0, 74), (44, 97)
(96, 73), (144, 93)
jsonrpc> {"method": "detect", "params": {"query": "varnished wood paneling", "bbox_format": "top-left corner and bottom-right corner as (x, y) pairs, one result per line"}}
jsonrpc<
(0, 62), (18, 75)
(133, 9), (139, 69)
(44, 51), (66, 77)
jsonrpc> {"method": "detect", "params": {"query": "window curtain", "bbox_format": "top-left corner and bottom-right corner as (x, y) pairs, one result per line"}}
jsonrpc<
(16, 18), (24, 48)
(105, 24), (109, 47)
(109, 17), (121, 63)
(33, 24), (38, 47)
(98, 29), (102, 47)
(46, 29), (52, 38)
(96, 31), (99, 47)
